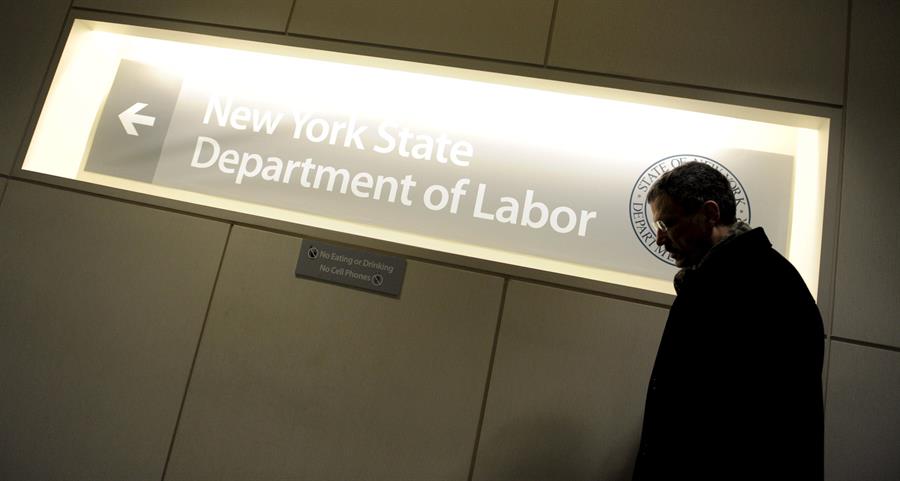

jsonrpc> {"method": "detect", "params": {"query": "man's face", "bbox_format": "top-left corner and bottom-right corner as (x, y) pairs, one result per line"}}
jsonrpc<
(650, 193), (714, 268)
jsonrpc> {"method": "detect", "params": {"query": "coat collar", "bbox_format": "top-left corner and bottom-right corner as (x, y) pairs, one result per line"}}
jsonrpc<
(673, 221), (765, 293)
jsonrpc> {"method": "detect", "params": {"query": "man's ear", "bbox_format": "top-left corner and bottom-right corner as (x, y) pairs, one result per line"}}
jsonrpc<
(702, 200), (721, 225)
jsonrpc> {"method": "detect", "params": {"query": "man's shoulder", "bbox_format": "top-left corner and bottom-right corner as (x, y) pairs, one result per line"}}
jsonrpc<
(697, 227), (770, 276)
(703, 227), (812, 294)
(719, 228), (789, 269)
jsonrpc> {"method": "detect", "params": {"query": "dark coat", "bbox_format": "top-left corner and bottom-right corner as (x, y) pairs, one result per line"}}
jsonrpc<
(632, 227), (825, 480)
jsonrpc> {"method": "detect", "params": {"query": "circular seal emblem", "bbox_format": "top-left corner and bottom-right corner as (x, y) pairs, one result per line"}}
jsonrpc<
(629, 155), (751, 266)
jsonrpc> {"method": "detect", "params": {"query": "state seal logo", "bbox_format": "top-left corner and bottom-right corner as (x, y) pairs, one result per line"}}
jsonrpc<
(629, 155), (751, 266)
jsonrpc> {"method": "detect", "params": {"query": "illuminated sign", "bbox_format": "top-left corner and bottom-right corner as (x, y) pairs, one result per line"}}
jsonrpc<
(23, 20), (830, 296)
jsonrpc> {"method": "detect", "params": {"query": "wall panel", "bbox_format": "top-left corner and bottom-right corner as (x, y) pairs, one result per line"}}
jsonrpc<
(288, 0), (555, 64)
(548, 0), (847, 104)
(472, 281), (667, 481)
(74, 0), (294, 32)
(824, 341), (900, 481)
(832, 0), (900, 349)
(165, 226), (504, 480)
(0, 0), (70, 175)
(0, 181), (229, 481)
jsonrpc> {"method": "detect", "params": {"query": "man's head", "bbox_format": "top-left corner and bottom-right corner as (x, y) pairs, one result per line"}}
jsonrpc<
(647, 162), (737, 268)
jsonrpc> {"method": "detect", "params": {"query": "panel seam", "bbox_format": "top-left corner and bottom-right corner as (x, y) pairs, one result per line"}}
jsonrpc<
(71, 6), (286, 35)
(543, 0), (561, 66)
(159, 223), (234, 481)
(831, 336), (900, 354)
(467, 278), (510, 481)
(284, 0), (298, 33)
(823, 0), (855, 412)
(0, 175), (9, 207)
(9, 0), (76, 177)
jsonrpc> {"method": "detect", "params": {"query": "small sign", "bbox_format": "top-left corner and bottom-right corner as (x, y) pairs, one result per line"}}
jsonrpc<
(295, 239), (406, 296)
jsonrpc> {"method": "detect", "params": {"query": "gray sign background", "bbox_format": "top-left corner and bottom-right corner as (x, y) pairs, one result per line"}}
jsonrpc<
(85, 60), (182, 182)
(83, 60), (794, 283)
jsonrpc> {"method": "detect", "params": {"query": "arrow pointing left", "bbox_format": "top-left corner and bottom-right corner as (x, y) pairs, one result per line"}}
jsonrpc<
(118, 102), (156, 136)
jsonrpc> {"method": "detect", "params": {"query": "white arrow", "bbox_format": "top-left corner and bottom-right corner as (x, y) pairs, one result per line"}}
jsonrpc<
(118, 102), (156, 136)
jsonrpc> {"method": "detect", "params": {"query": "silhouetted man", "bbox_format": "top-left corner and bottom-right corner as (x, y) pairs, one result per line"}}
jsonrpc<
(632, 161), (824, 480)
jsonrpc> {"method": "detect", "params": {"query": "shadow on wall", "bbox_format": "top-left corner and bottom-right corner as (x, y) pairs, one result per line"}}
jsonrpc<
(475, 415), (636, 481)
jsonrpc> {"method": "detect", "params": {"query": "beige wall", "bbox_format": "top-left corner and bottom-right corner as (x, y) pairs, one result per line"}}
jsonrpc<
(1, 1), (897, 480)
(0, 0), (70, 176)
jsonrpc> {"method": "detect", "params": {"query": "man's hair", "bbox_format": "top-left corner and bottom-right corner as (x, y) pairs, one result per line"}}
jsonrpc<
(647, 161), (737, 225)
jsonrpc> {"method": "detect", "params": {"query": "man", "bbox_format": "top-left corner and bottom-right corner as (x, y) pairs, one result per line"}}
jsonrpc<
(632, 161), (825, 480)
